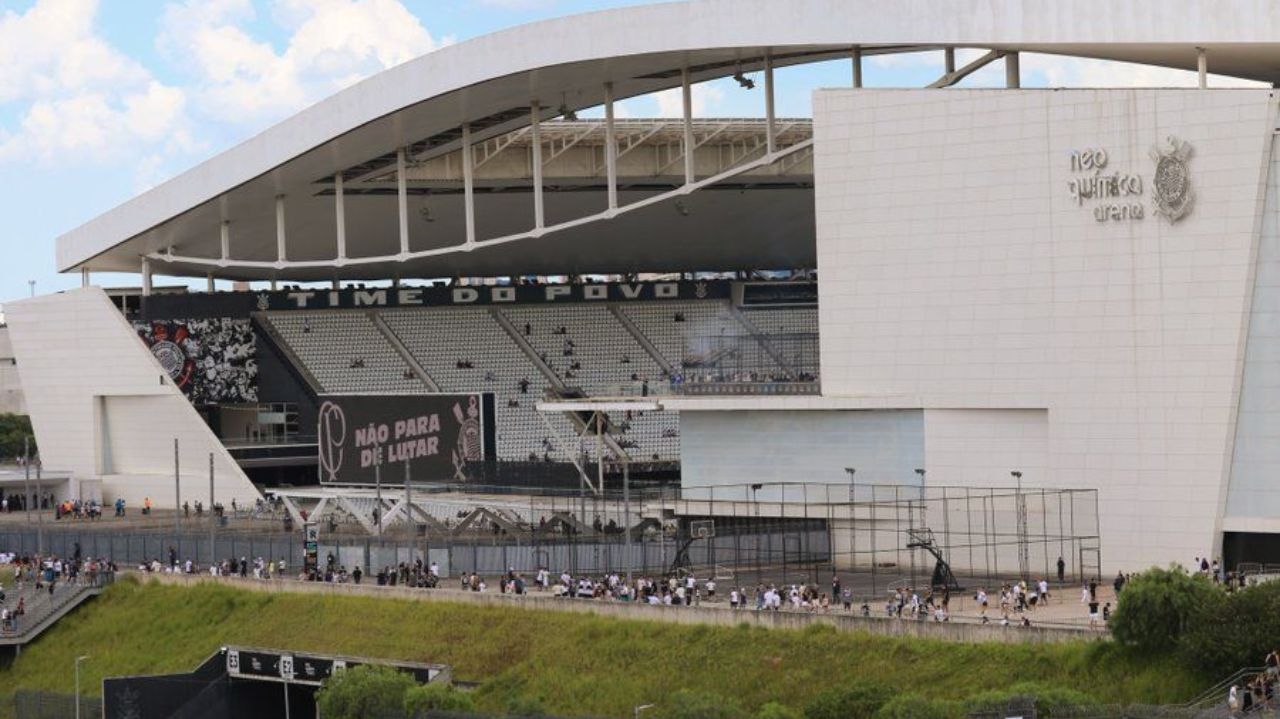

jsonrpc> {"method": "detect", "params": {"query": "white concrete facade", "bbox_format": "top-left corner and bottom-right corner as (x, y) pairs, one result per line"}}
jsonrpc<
(4, 288), (261, 508)
(813, 88), (1279, 570)
(0, 329), (26, 416)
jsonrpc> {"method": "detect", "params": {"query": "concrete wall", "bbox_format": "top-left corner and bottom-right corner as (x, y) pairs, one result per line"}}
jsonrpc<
(1226, 140), (1280, 534)
(0, 328), (26, 416)
(4, 288), (260, 507)
(813, 88), (1278, 569)
(680, 409), (924, 500)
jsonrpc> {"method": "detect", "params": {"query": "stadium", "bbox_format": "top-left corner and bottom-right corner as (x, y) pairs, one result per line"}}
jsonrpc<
(7, 0), (1280, 589)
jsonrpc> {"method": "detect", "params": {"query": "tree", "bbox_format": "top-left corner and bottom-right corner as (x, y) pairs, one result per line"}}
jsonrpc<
(315, 664), (416, 719)
(1109, 566), (1222, 653)
(0, 413), (34, 462)
(1179, 578), (1280, 676)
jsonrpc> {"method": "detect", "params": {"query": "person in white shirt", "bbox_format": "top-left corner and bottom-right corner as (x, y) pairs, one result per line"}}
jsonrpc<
(729, 588), (740, 609)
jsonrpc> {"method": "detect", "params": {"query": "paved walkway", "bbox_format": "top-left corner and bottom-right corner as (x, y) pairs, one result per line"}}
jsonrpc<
(136, 571), (1106, 644)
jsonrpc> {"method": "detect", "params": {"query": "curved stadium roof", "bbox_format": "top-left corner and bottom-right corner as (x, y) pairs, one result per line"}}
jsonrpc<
(57, 0), (1280, 281)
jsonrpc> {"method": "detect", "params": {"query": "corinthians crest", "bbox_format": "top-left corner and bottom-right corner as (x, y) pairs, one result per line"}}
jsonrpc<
(1150, 136), (1194, 223)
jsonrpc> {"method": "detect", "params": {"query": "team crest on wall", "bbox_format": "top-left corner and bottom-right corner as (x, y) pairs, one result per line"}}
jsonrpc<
(1150, 136), (1194, 223)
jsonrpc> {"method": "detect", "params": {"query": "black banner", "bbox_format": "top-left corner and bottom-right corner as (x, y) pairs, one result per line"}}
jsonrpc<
(137, 280), (732, 320)
(317, 394), (493, 485)
(738, 281), (818, 307)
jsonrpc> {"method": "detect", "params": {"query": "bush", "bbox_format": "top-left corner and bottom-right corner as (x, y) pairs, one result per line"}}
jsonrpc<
(804, 682), (894, 719)
(873, 694), (961, 719)
(965, 683), (1098, 719)
(404, 682), (476, 717)
(1179, 578), (1280, 676)
(756, 702), (803, 719)
(668, 689), (743, 719)
(315, 664), (416, 719)
(507, 694), (548, 718)
(1109, 566), (1223, 653)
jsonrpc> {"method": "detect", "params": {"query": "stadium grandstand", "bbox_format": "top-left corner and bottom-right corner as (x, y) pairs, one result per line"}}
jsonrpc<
(10, 0), (1280, 577)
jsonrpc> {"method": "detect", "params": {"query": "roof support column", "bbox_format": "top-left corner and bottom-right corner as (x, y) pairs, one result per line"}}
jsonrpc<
(765, 54), (776, 154)
(334, 173), (347, 263)
(206, 273), (214, 293)
(141, 257), (152, 297)
(275, 195), (287, 263)
(1197, 47), (1208, 88)
(462, 123), (476, 247)
(945, 47), (956, 75)
(397, 148), (410, 256)
(604, 82), (618, 212)
(220, 221), (230, 263)
(682, 68), (695, 186)
(852, 47), (863, 88)
(531, 102), (545, 230)
(80, 268), (90, 288)
(1005, 51), (1020, 89)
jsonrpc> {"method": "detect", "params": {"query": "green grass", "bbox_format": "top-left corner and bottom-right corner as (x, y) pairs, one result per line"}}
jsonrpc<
(0, 577), (1207, 717)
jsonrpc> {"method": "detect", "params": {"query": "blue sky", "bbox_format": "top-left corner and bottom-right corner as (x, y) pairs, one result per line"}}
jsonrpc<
(0, 0), (1248, 305)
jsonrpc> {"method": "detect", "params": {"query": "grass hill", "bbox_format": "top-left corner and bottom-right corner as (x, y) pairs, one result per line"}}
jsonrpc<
(0, 577), (1206, 717)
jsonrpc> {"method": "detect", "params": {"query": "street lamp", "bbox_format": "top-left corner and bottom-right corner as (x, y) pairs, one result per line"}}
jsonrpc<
(74, 655), (90, 719)
(635, 704), (655, 719)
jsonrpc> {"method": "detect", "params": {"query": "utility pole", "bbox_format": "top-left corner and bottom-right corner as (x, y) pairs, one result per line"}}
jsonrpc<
(209, 453), (215, 567)
(623, 457), (632, 586)
(23, 436), (30, 524)
(404, 460), (413, 561)
(174, 438), (181, 541)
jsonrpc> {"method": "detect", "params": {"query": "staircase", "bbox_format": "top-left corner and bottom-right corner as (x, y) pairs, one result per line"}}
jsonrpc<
(0, 572), (116, 651)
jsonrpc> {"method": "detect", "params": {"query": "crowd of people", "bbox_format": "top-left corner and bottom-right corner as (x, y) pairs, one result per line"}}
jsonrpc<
(1228, 649), (1280, 715)
(0, 551), (117, 634)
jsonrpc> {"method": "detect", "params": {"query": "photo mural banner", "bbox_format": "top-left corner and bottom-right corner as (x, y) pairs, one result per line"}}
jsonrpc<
(316, 393), (494, 485)
(133, 318), (258, 405)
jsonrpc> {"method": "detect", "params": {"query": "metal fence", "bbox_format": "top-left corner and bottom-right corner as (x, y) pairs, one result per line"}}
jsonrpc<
(0, 524), (829, 583)
(14, 690), (100, 719)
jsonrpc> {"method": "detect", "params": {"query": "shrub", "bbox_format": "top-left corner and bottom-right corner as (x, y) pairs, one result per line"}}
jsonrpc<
(507, 694), (548, 717)
(668, 689), (743, 719)
(1109, 566), (1222, 653)
(315, 664), (416, 719)
(965, 683), (1098, 719)
(804, 682), (894, 719)
(873, 694), (961, 719)
(404, 682), (476, 717)
(756, 701), (804, 719)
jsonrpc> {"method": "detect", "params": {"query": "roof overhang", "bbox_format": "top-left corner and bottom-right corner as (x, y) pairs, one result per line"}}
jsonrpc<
(57, 0), (1280, 280)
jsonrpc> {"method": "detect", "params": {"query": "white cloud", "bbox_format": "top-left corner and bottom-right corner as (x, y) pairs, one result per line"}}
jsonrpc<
(474, 0), (556, 8)
(652, 83), (727, 118)
(160, 0), (446, 127)
(867, 48), (1266, 89)
(0, 0), (194, 174)
(1023, 53), (1266, 88)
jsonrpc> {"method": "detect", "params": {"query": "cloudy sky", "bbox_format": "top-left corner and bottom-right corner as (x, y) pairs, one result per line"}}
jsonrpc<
(0, 0), (1261, 303)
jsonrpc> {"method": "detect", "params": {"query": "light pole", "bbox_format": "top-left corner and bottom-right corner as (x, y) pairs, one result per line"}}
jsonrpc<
(1011, 470), (1028, 581)
(634, 703), (655, 719)
(74, 655), (90, 719)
